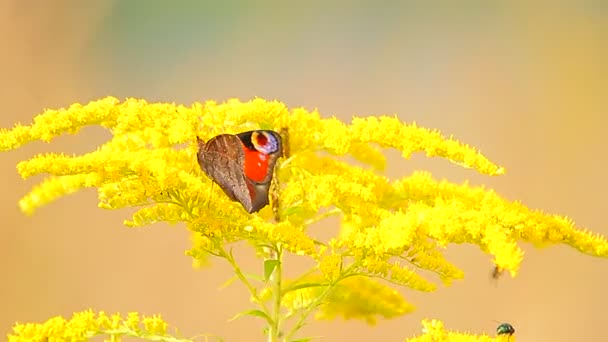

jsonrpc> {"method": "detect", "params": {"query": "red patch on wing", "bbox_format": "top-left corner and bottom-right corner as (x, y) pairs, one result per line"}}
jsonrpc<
(243, 148), (270, 182)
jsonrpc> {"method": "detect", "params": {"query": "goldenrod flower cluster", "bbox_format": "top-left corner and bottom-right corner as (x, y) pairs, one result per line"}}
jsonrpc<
(2, 97), (607, 339)
(283, 275), (415, 325)
(405, 319), (514, 342)
(8, 310), (179, 342)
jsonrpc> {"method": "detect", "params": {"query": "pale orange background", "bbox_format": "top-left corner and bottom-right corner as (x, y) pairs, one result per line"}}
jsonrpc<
(1, 1), (607, 341)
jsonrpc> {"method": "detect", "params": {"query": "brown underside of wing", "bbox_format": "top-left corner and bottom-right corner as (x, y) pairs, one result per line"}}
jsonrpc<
(197, 134), (273, 213)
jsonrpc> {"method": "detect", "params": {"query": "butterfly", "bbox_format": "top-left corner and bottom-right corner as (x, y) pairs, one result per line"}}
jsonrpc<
(196, 130), (282, 213)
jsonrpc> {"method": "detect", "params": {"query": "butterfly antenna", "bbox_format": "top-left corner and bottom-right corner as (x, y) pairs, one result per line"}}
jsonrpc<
(173, 107), (199, 136)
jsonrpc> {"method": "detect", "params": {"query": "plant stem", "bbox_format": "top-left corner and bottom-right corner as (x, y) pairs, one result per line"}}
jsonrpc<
(218, 245), (273, 321)
(283, 263), (358, 341)
(268, 245), (283, 342)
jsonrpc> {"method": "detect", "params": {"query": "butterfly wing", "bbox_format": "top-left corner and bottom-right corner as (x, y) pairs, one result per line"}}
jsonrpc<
(197, 134), (256, 213)
(237, 130), (283, 212)
(197, 131), (283, 214)
(237, 130), (282, 185)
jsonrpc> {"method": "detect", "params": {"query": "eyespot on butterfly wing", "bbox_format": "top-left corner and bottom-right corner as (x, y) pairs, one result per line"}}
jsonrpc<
(196, 130), (282, 213)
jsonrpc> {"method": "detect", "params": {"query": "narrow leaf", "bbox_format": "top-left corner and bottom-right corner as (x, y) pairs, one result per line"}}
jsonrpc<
(283, 282), (326, 294)
(264, 259), (279, 281)
(229, 309), (272, 324)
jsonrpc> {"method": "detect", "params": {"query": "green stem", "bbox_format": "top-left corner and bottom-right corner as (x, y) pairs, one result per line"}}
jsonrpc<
(282, 266), (320, 294)
(268, 245), (283, 342)
(217, 245), (273, 324)
(283, 263), (358, 341)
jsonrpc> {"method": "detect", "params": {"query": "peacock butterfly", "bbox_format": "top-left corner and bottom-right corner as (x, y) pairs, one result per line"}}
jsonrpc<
(196, 130), (282, 213)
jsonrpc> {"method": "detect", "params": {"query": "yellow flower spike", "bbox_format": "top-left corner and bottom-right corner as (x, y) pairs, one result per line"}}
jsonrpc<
(340, 209), (415, 254)
(283, 107), (324, 153)
(390, 171), (608, 275)
(285, 173), (376, 213)
(186, 233), (213, 267)
(254, 220), (317, 256)
(279, 154), (388, 224)
(350, 116), (505, 176)
(95, 311), (111, 329)
(411, 250), (466, 285)
(418, 319), (448, 341)
(201, 98), (290, 132)
(282, 275), (414, 325)
(98, 180), (150, 210)
(394, 200), (525, 276)
(19, 174), (101, 214)
(3, 97), (608, 339)
(315, 276), (415, 324)
(8, 310), (179, 342)
(282, 282), (318, 313)
(125, 312), (140, 331)
(348, 142), (387, 171)
(406, 319), (504, 342)
(359, 257), (437, 292)
(110, 313), (122, 329)
(319, 254), (342, 281)
(0, 97), (121, 150)
(142, 315), (169, 335)
(318, 117), (351, 154)
(126, 203), (187, 227)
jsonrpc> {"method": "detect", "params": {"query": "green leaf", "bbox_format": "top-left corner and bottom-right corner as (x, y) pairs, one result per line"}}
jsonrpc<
(219, 275), (238, 289)
(283, 282), (326, 294)
(243, 272), (265, 283)
(264, 259), (279, 281)
(291, 337), (317, 342)
(229, 309), (272, 324)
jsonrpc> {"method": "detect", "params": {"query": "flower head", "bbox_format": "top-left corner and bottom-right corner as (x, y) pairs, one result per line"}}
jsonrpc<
(8, 310), (176, 342)
(2, 97), (607, 326)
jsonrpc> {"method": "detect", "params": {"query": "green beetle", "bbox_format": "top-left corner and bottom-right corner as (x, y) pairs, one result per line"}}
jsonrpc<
(496, 322), (515, 336)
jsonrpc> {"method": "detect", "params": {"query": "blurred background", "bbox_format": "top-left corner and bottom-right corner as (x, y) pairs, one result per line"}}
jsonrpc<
(1, 1), (607, 341)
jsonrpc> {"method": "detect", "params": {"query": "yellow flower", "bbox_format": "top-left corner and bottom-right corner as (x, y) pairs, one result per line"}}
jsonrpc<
(349, 116), (505, 175)
(8, 310), (179, 342)
(2, 96), (607, 331)
(282, 275), (414, 325)
(319, 254), (343, 281)
(405, 319), (514, 342)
